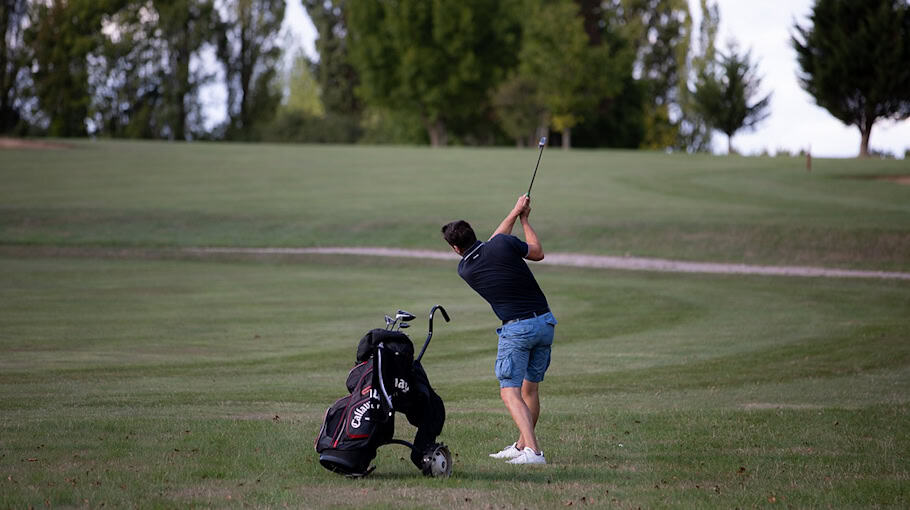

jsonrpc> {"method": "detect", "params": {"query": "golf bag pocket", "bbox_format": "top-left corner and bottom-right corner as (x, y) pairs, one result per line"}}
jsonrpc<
(342, 393), (377, 446)
(315, 395), (352, 453)
(317, 360), (386, 454)
(315, 387), (393, 475)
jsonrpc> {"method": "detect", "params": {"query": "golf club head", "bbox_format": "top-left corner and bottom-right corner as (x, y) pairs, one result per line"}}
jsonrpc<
(538, 136), (546, 147)
(398, 322), (410, 329)
(384, 315), (394, 329)
(396, 310), (416, 322)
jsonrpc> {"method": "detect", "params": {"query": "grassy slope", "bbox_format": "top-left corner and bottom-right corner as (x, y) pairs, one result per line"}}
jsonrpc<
(1, 140), (909, 270)
(1, 255), (907, 508)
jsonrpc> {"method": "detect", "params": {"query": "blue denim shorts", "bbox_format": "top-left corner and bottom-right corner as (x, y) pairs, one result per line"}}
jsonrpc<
(494, 312), (557, 388)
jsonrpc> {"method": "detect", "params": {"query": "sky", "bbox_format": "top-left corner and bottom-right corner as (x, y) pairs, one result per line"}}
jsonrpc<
(278, 0), (909, 158)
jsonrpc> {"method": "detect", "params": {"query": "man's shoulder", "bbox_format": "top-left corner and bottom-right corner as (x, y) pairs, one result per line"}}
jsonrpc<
(489, 233), (527, 256)
(488, 233), (518, 246)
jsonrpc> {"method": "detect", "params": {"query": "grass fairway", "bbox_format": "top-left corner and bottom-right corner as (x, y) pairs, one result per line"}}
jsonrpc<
(1, 254), (908, 508)
(1, 141), (909, 508)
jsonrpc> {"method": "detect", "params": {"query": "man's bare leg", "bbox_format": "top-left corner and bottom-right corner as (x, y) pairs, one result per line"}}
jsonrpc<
(515, 380), (540, 450)
(501, 387), (540, 453)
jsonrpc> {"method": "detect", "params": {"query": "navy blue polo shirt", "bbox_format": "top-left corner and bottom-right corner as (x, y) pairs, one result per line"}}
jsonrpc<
(457, 234), (549, 322)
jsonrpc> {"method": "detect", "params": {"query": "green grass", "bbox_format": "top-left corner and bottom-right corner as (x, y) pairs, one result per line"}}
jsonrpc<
(1, 254), (907, 508)
(1, 140), (909, 269)
(1, 141), (908, 508)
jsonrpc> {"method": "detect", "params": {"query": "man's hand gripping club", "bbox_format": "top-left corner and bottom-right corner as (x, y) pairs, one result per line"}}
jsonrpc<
(490, 195), (544, 261)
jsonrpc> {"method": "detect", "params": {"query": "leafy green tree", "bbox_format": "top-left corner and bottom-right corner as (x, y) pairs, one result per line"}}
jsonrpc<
(216, 0), (285, 140)
(568, 0), (643, 149)
(154, 0), (217, 140)
(793, 0), (910, 157)
(520, 0), (626, 149)
(26, 0), (117, 136)
(283, 52), (324, 117)
(693, 43), (771, 154)
(346, 0), (522, 146)
(675, 0), (718, 152)
(301, 0), (360, 116)
(88, 0), (216, 139)
(0, 0), (30, 133)
(88, 1), (166, 138)
(620, 0), (692, 149)
(492, 75), (548, 147)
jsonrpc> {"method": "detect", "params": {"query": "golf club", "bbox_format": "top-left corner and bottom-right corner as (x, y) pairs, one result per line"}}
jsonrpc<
(388, 310), (416, 331)
(526, 136), (547, 198)
(397, 310), (416, 322)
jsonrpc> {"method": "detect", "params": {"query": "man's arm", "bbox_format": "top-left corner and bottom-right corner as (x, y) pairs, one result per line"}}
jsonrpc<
(520, 212), (544, 261)
(490, 195), (529, 239)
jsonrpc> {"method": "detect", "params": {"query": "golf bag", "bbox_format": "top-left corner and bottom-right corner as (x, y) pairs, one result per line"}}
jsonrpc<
(315, 321), (448, 477)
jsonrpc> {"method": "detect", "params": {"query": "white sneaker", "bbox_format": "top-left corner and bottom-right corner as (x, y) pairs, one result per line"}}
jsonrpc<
(506, 447), (546, 465)
(489, 442), (522, 459)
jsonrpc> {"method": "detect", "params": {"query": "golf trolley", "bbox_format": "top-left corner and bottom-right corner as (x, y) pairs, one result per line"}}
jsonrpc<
(315, 305), (453, 478)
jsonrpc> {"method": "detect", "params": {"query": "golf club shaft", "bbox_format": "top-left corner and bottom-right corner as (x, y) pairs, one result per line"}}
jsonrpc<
(526, 137), (546, 197)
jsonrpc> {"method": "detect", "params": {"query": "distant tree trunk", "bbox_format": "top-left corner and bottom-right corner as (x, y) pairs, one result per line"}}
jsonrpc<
(173, 27), (190, 141)
(562, 127), (571, 150)
(858, 119), (873, 158)
(427, 119), (447, 147)
(727, 133), (733, 155)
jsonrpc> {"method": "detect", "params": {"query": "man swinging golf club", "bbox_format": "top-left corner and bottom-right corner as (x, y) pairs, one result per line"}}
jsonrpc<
(441, 192), (556, 465)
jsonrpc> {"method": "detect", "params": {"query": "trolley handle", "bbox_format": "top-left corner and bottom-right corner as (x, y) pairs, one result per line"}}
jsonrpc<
(417, 304), (450, 364)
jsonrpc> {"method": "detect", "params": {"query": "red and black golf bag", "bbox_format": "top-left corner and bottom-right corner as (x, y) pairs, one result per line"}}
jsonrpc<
(315, 320), (448, 477)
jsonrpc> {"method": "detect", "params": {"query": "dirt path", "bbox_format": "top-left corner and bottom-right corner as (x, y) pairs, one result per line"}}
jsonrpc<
(186, 246), (910, 281)
(0, 137), (73, 150)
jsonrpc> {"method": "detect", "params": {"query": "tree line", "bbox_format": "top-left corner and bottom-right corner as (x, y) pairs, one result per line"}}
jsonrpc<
(1, 0), (907, 155)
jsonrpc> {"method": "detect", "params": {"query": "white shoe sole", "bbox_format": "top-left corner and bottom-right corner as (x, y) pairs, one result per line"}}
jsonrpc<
(507, 457), (546, 465)
(507, 448), (546, 464)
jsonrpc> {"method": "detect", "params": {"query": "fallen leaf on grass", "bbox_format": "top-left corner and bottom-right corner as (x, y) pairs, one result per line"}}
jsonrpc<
(25, 458), (38, 462)
(768, 496), (777, 503)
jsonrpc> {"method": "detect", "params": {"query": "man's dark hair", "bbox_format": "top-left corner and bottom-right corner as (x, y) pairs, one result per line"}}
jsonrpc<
(441, 220), (477, 253)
